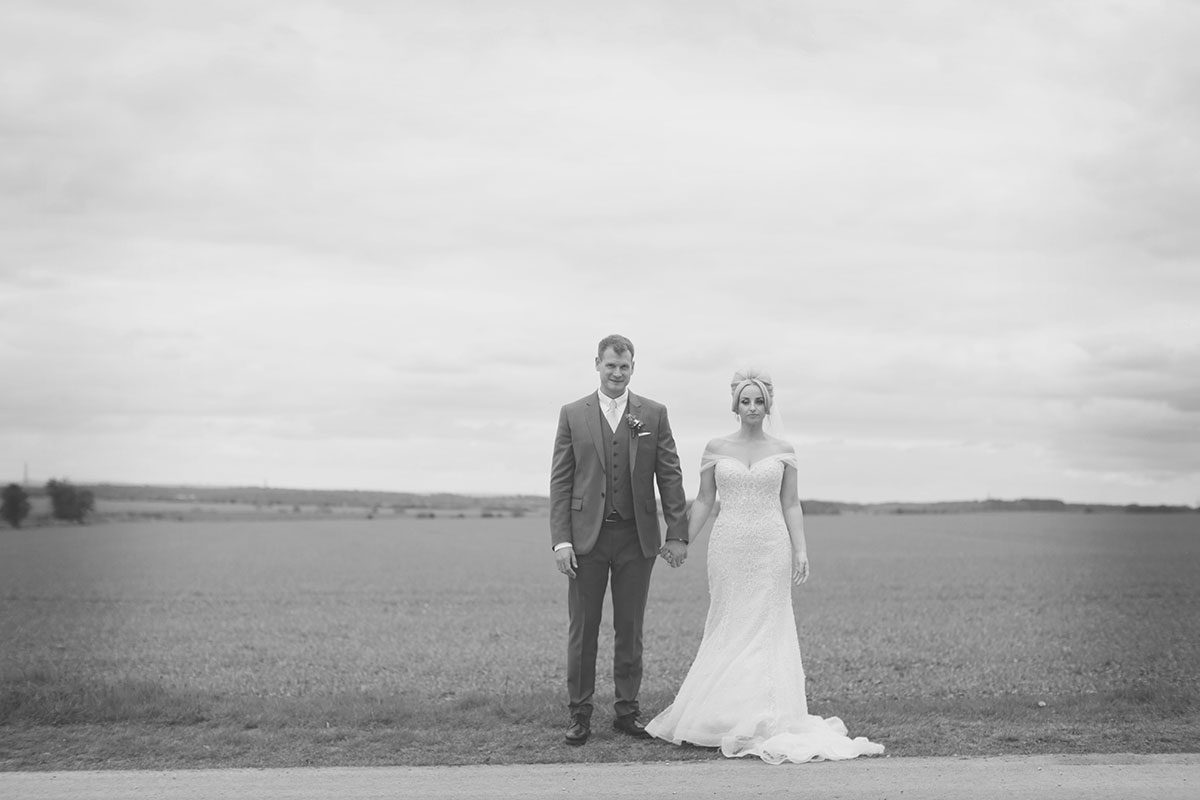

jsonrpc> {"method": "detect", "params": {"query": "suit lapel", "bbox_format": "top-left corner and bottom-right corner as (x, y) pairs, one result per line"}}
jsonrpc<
(628, 394), (642, 476)
(583, 394), (606, 471)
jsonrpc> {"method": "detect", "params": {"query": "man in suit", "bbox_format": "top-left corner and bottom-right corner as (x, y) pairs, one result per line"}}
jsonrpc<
(550, 334), (689, 745)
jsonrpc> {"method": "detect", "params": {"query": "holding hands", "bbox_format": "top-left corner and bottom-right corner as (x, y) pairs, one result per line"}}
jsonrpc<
(660, 539), (688, 568)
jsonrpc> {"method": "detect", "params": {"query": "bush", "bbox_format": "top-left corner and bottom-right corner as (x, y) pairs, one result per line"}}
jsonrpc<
(46, 479), (95, 524)
(1, 483), (31, 528)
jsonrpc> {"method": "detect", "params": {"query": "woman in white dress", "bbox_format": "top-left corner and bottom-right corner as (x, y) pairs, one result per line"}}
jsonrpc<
(646, 369), (884, 764)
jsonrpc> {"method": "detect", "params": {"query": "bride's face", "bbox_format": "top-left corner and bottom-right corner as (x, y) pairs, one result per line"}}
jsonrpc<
(736, 385), (767, 424)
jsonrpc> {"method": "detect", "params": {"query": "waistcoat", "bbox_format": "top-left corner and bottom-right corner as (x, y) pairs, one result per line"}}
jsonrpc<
(600, 402), (636, 521)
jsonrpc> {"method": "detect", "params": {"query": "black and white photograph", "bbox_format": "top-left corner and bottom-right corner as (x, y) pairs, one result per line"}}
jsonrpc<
(2, 2), (1197, 797)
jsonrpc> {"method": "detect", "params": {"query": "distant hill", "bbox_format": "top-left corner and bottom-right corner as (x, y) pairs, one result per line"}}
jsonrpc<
(75, 483), (547, 514)
(70, 485), (1196, 515)
(805, 498), (1197, 515)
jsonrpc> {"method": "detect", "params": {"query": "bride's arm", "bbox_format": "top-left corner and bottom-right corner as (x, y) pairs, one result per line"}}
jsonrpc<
(780, 462), (809, 584)
(685, 465), (718, 543)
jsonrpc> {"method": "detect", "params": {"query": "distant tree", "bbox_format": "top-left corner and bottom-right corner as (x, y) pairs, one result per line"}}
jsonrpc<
(46, 479), (95, 523)
(1, 483), (31, 528)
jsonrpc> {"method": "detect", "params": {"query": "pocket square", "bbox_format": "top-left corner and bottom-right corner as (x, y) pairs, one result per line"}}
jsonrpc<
(637, 431), (653, 437)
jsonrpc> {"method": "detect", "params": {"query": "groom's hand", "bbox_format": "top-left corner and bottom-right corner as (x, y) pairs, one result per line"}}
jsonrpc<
(661, 539), (688, 568)
(555, 546), (577, 579)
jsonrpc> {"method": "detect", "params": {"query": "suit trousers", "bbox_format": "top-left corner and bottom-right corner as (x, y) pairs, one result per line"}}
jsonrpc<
(566, 516), (656, 720)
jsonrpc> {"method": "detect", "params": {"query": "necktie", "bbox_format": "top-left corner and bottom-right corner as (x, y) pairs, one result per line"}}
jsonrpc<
(607, 399), (619, 430)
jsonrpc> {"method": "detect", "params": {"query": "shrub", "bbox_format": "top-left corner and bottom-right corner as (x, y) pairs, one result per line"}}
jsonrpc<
(46, 479), (95, 524)
(1, 483), (31, 528)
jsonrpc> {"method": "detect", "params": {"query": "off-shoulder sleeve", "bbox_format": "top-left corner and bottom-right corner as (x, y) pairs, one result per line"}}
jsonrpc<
(699, 448), (721, 473)
(778, 452), (798, 470)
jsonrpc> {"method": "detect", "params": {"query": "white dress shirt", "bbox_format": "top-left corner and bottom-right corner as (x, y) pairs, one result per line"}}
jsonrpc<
(599, 388), (629, 432)
(555, 389), (630, 552)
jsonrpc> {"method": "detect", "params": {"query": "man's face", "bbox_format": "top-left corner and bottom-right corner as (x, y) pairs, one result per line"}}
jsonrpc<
(595, 346), (634, 398)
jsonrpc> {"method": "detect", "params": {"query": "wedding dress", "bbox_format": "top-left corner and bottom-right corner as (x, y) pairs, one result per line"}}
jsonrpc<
(646, 452), (884, 764)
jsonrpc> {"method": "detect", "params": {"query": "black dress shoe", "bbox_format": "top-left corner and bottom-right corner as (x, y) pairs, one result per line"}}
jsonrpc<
(565, 717), (590, 746)
(612, 714), (652, 739)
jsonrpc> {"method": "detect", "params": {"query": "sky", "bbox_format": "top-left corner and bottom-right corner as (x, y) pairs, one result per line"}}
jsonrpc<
(2, 1), (1198, 505)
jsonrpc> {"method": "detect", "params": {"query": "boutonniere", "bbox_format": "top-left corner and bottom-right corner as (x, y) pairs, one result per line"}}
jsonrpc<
(626, 413), (652, 437)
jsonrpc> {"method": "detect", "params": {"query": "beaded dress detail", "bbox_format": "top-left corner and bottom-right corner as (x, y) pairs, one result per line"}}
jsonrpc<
(645, 452), (884, 764)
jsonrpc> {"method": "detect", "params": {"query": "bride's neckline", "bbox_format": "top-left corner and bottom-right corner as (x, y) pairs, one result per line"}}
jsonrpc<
(709, 452), (790, 469)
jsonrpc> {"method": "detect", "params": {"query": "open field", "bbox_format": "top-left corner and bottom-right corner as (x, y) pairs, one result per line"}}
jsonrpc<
(2, 512), (1198, 769)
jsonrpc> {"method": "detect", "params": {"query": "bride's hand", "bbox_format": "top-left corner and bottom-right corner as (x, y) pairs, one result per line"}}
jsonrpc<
(792, 552), (809, 585)
(660, 539), (688, 568)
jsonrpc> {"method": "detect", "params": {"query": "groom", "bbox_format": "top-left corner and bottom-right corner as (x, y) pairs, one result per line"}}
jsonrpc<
(550, 334), (689, 745)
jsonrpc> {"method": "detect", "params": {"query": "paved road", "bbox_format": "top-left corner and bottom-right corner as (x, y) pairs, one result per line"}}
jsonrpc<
(2, 754), (1196, 799)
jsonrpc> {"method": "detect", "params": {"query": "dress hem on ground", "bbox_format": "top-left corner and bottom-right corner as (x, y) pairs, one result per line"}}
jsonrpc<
(647, 711), (884, 765)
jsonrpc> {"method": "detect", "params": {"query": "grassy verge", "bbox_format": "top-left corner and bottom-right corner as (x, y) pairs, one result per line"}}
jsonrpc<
(3, 670), (1197, 770)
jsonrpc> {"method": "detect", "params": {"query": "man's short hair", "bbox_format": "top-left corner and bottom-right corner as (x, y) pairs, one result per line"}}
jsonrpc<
(597, 334), (635, 360)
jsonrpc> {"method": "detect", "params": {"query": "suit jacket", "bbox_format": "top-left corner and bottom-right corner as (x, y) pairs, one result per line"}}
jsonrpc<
(550, 391), (688, 558)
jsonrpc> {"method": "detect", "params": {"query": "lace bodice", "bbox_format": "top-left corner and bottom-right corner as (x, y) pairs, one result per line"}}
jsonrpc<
(704, 456), (793, 606)
(709, 453), (794, 520)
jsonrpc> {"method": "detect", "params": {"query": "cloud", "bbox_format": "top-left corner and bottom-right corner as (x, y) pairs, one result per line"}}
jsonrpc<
(2, 2), (1198, 502)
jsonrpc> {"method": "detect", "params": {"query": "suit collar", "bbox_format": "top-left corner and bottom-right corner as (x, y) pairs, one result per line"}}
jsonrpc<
(595, 388), (629, 406)
(584, 391), (641, 408)
(583, 397), (606, 468)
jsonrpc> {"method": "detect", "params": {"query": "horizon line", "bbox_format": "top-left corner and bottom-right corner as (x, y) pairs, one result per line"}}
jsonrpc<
(9, 479), (1195, 510)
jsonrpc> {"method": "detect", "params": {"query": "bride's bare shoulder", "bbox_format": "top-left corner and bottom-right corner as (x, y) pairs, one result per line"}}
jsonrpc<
(705, 436), (741, 454)
(766, 435), (795, 455)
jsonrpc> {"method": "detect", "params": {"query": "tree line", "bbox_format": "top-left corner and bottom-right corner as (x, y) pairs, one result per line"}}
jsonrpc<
(1, 479), (95, 528)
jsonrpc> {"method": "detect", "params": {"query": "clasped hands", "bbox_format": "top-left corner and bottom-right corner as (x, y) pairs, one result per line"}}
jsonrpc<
(659, 539), (688, 568)
(556, 540), (688, 576)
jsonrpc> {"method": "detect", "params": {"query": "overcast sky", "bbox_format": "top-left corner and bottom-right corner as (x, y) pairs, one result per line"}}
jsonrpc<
(2, 1), (1197, 505)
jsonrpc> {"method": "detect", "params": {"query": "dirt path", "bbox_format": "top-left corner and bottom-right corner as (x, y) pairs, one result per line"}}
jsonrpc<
(2, 753), (1196, 799)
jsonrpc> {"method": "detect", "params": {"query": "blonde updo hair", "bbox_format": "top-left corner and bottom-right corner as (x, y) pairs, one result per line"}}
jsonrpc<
(730, 368), (774, 414)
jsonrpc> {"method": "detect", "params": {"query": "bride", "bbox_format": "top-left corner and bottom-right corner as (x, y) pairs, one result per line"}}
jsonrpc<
(646, 369), (884, 764)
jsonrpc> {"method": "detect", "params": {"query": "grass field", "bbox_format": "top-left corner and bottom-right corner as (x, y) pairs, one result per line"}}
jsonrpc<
(1, 511), (1198, 769)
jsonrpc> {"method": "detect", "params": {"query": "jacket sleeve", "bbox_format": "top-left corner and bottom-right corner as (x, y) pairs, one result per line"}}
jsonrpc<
(549, 405), (575, 549)
(653, 405), (689, 541)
